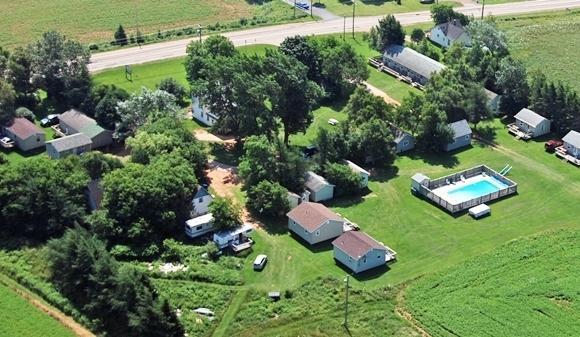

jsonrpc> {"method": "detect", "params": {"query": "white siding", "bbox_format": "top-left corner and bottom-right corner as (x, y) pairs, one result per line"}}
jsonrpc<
(192, 97), (217, 127)
(288, 219), (343, 245)
(309, 184), (334, 202)
(192, 195), (213, 217)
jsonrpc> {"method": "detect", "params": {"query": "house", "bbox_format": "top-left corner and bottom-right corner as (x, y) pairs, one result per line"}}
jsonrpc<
(344, 160), (370, 188)
(2, 118), (45, 151)
(484, 89), (501, 114)
(58, 109), (113, 149)
(304, 171), (334, 202)
(185, 213), (214, 239)
(46, 133), (92, 159)
(192, 96), (218, 127)
(86, 180), (103, 211)
(191, 186), (213, 217)
(382, 44), (445, 85)
(512, 108), (551, 138)
(390, 125), (415, 153)
(332, 231), (396, 274)
(562, 130), (580, 159)
(429, 20), (471, 48)
(286, 202), (345, 245)
(213, 224), (253, 252)
(445, 119), (472, 152)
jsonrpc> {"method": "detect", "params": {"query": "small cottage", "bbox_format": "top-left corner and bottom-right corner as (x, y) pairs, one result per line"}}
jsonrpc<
(562, 130), (580, 159)
(286, 202), (344, 245)
(46, 133), (92, 159)
(429, 20), (471, 48)
(2, 118), (45, 151)
(512, 108), (550, 138)
(58, 109), (112, 149)
(213, 224), (253, 252)
(191, 186), (213, 217)
(304, 171), (334, 202)
(445, 119), (472, 152)
(332, 231), (396, 274)
(192, 96), (218, 127)
(344, 160), (370, 188)
(382, 44), (445, 85)
(287, 191), (309, 209)
(390, 125), (415, 153)
(484, 89), (501, 115)
(185, 213), (214, 239)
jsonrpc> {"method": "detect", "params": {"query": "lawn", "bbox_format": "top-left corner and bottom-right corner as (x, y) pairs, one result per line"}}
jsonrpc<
(288, 101), (348, 147)
(405, 229), (580, 337)
(320, 0), (462, 17)
(0, 282), (76, 337)
(498, 9), (580, 89)
(0, 1), (304, 48)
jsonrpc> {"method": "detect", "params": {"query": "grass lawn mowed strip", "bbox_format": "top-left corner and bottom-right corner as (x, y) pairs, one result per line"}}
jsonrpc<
(0, 282), (76, 337)
(405, 229), (580, 337)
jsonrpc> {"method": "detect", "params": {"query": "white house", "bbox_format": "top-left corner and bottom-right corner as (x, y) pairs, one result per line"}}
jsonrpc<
(332, 231), (396, 274)
(213, 224), (253, 252)
(185, 213), (214, 239)
(191, 186), (213, 217)
(344, 160), (370, 188)
(429, 20), (471, 48)
(513, 108), (551, 138)
(192, 96), (218, 127)
(46, 133), (92, 159)
(445, 119), (472, 152)
(304, 171), (334, 202)
(391, 125), (415, 154)
(286, 202), (345, 245)
(562, 130), (580, 159)
(2, 118), (45, 152)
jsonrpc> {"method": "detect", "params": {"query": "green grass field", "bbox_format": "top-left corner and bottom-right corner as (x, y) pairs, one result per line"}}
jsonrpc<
(405, 229), (579, 337)
(0, 1), (303, 48)
(498, 9), (580, 89)
(0, 282), (76, 337)
(321, 0), (461, 17)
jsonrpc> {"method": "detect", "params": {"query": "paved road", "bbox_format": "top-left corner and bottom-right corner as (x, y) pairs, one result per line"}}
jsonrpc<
(89, 0), (580, 72)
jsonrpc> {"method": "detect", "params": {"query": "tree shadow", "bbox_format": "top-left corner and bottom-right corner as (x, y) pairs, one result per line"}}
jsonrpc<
(368, 165), (399, 183)
(209, 142), (242, 166)
(289, 232), (334, 253)
(473, 124), (498, 144)
(252, 214), (289, 236)
(406, 150), (460, 169)
(326, 194), (366, 208)
(334, 260), (390, 281)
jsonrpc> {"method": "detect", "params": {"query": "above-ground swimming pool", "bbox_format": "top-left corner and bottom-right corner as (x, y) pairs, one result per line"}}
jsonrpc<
(433, 176), (508, 204)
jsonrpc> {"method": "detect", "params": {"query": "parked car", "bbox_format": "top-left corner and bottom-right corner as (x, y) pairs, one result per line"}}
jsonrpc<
(296, 2), (310, 10)
(302, 144), (319, 158)
(40, 114), (59, 127)
(544, 139), (563, 153)
(253, 254), (268, 271)
(328, 118), (339, 126)
(0, 136), (15, 149)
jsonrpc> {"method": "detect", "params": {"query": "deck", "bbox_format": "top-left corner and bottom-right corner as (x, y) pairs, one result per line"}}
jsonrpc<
(231, 238), (253, 253)
(507, 123), (532, 140)
(555, 147), (580, 166)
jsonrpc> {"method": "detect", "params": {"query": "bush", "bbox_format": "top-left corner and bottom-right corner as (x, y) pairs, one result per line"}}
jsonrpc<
(323, 163), (361, 197)
(15, 107), (34, 121)
(88, 43), (99, 51)
(157, 78), (187, 105)
(410, 28), (425, 43)
(246, 180), (290, 217)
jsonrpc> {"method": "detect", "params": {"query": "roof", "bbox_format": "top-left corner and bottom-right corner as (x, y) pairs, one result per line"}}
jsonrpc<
(514, 108), (548, 128)
(383, 44), (445, 80)
(194, 186), (211, 199)
(304, 171), (332, 192)
(47, 133), (92, 152)
(286, 202), (343, 232)
(411, 173), (430, 184)
(344, 160), (370, 176)
(87, 180), (103, 209)
(562, 130), (580, 148)
(448, 119), (472, 138)
(332, 231), (385, 260)
(484, 88), (499, 101)
(4, 118), (44, 140)
(390, 124), (413, 143)
(213, 224), (253, 239)
(185, 213), (214, 227)
(79, 123), (107, 138)
(59, 109), (98, 132)
(433, 20), (467, 40)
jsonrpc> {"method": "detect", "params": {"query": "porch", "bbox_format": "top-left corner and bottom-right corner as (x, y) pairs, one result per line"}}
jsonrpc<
(507, 123), (532, 140)
(555, 146), (580, 166)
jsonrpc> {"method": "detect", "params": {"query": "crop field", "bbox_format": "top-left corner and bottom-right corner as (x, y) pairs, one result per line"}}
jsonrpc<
(498, 9), (580, 89)
(321, 0), (462, 17)
(0, 282), (76, 337)
(0, 0), (302, 48)
(404, 229), (580, 337)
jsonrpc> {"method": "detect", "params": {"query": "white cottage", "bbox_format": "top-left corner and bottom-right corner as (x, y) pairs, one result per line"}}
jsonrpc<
(332, 231), (396, 274)
(192, 96), (218, 127)
(304, 171), (334, 202)
(286, 202), (345, 245)
(562, 130), (580, 159)
(445, 119), (472, 152)
(429, 20), (471, 48)
(191, 186), (213, 217)
(344, 160), (370, 188)
(513, 108), (550, 138)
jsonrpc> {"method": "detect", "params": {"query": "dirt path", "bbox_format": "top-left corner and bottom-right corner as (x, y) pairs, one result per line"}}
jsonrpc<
(194, 129), (237, 143)
(395, 286), (432, 337)
(363, 81), (401, 106)
(212, 288), (249, 337)
(0, 275), (96, 337)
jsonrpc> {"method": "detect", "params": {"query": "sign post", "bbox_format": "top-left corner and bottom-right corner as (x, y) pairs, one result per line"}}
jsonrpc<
(125, 65), (133, 82)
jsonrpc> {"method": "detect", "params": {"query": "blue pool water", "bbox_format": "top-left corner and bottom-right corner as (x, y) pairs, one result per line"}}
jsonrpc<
(447, 178), (508, 203)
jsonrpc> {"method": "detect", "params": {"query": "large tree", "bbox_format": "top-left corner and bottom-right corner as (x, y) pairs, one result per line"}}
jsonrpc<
(246, 180), (290, 217)
(466, 19), (509, 57)
(0, 79), (16, 125)
(323, 163), (362, 197)
(208, 197), (242, 230)
(369, 15), (406, 51)
(6, 47), (36, 107)
(344, 87), (393, 125)
(416, 103), (453, 152)
(394, 92), (425, 136)
(463, 82), (492, 129)
(496, 57), (529, 117)
(92, 84), (130, 130)
(431, 4), (470, 26)
(185, 35), (237, 93)
(279, 35), (322, 83)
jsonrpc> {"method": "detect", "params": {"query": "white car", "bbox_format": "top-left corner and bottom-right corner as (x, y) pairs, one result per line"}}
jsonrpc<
(328, 118), (339, 126)
(253, 254), (268, 271)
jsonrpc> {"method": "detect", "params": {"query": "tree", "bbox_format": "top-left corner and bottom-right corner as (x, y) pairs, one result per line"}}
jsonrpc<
(463, 82), (492, 129)
(7, 47), (36, 107)
(324, 163), (361, 197)
(209, 197), (242, 230)
(114, 25), (128, 46)
(466, 19), (509, 57)
(279, 35), (322, 83)
(127, 131), (179, 164)
(394, 92), (424, 136)
(157, 78), (187, 105)
(369, 15), (406, 51)
(344, 87), (393, 125)
(92, 85), (129, 130)
(79, 152), (123, 180)
(431, 4), (469, 26)
(411, 39), (440, 61)
(263, 50), (322, 145)
(496, 57), (529, 117)
(185, 35), (237, 93)
(351, 119), (396, 166)
(0, 80), (16, 125)
(28, 31), (91, 108)
(416, 103), (453, 152)
(246, 180), (290, 217)
(15, 107), (34, 121)
(410, 28), (425, 43)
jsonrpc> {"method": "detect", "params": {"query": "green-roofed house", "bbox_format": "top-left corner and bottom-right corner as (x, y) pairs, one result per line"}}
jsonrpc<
(58, 109), (113, 149)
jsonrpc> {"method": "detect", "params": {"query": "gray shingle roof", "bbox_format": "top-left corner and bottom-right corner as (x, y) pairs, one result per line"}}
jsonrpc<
(48, 133), (92, 152)
(390, 124), (413, 143)
(562, 130), (580, 148)
(484, 88), (499, 100)
(435, 20), (467, 40)
(286, 202), (343, 232)
(305, 171), (332, 192)
(194, 186), (211, 199)
(514, 108), (548, 128)
(59, 109), (97, 132)
(448, 119), (472, 138)
(383, 45), (445, 80)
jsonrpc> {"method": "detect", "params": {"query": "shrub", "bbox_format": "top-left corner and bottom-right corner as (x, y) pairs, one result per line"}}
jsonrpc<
(246, 180), (290, 217)
(15, 107), (34, 121)
(323, 163), (361, 197)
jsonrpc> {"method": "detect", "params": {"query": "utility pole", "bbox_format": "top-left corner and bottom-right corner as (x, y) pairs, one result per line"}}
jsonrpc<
(343, 16), (346, 40)
(310, 1), (313, 18)
(352, 0), (356, 39)
(294, 0), (297, 19)
(197, 24), (202, 43)
(481, 0), (486, 20)
(343, 275), (350, 328)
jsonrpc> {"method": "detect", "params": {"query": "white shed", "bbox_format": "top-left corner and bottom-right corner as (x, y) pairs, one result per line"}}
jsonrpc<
(304, 171), (334, 202)
(344, 160), (370, 188)
(514, 108), (550, 138)
(192, 96), (218, 127)
(191, 186), (213, 217)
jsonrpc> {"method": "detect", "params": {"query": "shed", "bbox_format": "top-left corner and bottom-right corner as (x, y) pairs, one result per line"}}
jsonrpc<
(382, 44), (445, 85)
(562, 130), (580, 159)
(514, 108), (550, 138)
(191, 186), (214, 217)
(344, 160), (370, 188)
(445, 119), (472, 152)
(390, 125), (415, 153)
(484, 89), (501, 114)
(304, 171), (334, 202)
(185, 213), (214, 239)
(46, 133), (92, 159)
(2, 118), (45, 152)
(332, 231), (395, 274)
(286, 202), (345, 245)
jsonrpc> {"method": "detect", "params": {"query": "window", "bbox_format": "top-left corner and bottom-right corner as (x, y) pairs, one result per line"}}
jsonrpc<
(315, 230), (320, 236)
(363, 257), (367, 264)
(465, 135), (470, 141)
(378, 255), (381, 259)
(403, 141), (409, 147)
(199, 197), (203, 203)
(196, 225), (203, 231)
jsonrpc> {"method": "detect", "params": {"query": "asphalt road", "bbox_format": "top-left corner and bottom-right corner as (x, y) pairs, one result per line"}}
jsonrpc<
(89, 0), (580, 73)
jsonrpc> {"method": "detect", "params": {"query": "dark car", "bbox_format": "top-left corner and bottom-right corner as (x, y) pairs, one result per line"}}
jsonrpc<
(302, 145), (319, 158)
(544, 140), (563, 153)
(40, 114), (59, 127)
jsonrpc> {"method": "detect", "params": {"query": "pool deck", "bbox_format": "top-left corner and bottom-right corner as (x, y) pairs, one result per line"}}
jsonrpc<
(432, 175), (507, 205)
